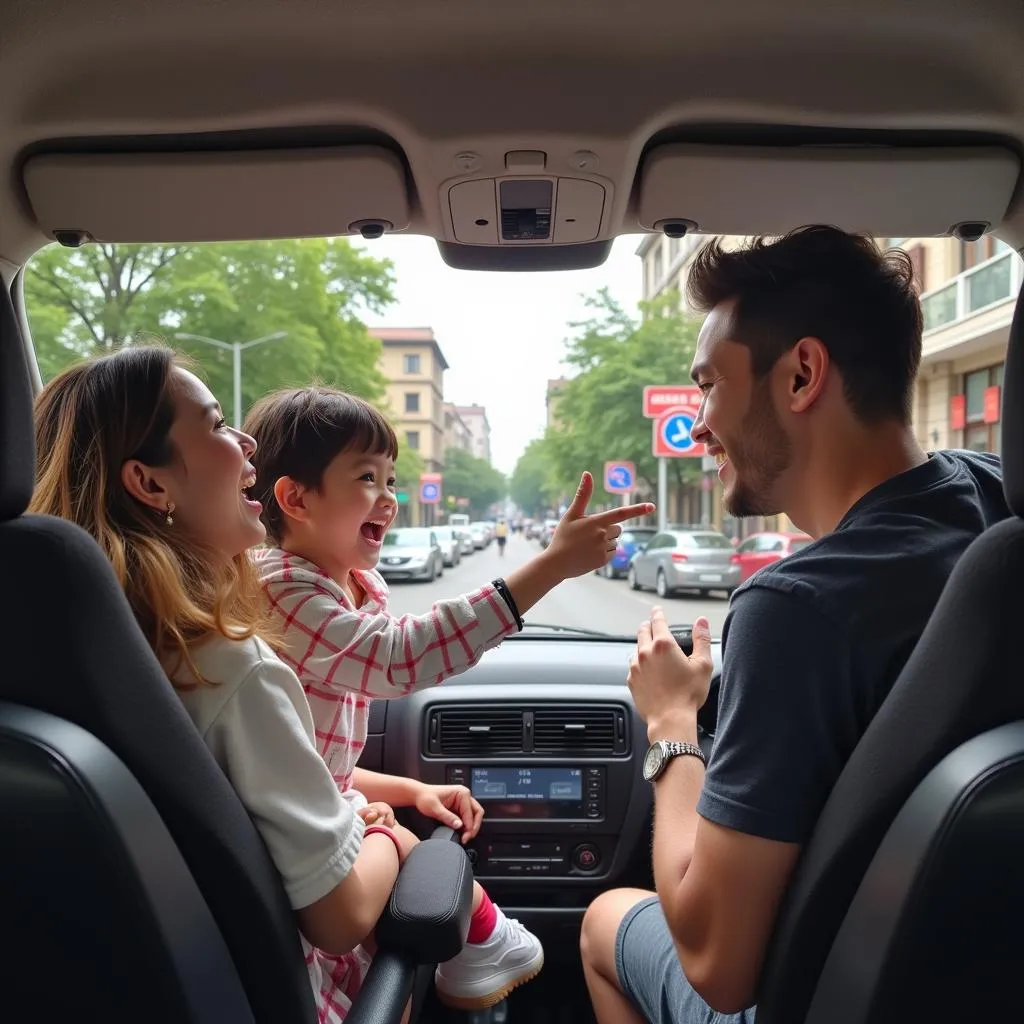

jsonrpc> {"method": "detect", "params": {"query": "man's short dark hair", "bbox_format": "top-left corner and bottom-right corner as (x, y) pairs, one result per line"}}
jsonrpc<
(685, 226), (923, 425)
(243, 386), (398, 544)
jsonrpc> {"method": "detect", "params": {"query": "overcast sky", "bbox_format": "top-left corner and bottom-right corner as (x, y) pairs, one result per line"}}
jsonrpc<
(354, 234), (645, 474)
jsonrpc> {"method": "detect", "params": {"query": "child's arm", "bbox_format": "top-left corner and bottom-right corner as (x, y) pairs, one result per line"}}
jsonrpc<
(264, 574), (518, 698)
(353, 767), (484, 840)
(207, 656), (402, 954)
(352, 767), (419, 807)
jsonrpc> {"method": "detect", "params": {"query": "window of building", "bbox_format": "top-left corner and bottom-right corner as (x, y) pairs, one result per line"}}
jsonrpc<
(959, 363), (1004, 454)
(406, 430), (420, 450)
(403, 353), (421, 374)
(404, 392), (419, 413)
(960, 236), (1011, 272)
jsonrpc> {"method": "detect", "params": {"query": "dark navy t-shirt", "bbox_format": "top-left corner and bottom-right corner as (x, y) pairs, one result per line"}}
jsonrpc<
(697, 450), (1009, 844)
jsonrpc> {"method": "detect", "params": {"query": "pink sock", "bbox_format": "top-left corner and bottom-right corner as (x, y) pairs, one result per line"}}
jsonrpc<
(467, 888), (498, 944)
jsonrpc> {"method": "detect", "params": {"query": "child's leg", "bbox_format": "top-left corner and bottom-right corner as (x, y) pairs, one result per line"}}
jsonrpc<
(390, 824), (543, 1008)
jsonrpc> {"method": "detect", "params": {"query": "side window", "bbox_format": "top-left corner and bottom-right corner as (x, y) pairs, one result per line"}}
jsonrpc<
(757, 536), (784, 552)
(647, 533), (668, 550)
(737, 538), (758, 554)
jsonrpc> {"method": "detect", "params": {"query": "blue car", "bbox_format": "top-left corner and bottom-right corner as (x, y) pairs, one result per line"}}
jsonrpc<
(596, 526), (658, 579)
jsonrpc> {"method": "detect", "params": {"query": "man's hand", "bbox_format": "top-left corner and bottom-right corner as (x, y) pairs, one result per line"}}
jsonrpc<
(414, 783), (484, 843)
(628, 608), (714, 740)
(358, 801), (396, 828)
(545, 472), (654, 580)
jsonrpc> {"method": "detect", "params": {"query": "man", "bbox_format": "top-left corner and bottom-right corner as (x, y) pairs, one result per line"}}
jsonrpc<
(496, 518), (509, 556)
(580, 226), (1009, 1023)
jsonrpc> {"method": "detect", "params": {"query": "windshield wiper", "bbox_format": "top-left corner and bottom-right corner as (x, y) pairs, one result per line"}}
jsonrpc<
(516, 621), (613, 638)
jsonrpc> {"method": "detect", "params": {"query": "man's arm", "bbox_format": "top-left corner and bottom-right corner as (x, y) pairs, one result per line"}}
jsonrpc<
(630, 590), (855, 1013)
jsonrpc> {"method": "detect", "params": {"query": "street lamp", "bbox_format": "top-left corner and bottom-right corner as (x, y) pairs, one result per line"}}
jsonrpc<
(175, 331), (288, 428)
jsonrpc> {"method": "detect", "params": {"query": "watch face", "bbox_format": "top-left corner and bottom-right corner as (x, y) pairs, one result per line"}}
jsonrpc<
(643, 742), (665, 781)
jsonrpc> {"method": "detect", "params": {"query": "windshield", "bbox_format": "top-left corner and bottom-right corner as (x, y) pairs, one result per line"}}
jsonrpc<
(383, 529), (432, 547)
(23, 229), (862, 644)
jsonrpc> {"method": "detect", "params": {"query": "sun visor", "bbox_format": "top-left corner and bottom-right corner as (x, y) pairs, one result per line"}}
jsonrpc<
(637, 144), (1021, 238)
(22, 145), (411, 243)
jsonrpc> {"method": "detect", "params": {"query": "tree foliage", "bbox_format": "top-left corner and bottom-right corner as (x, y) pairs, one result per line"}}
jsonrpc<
(509, 435), (561, 517)
(25, 239), (395, 420)
(541, 288), (703, 498)
(441, 447), (507, 517)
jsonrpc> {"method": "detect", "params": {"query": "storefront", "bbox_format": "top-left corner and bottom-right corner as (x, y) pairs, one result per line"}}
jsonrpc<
(949, 358), (1004, 455)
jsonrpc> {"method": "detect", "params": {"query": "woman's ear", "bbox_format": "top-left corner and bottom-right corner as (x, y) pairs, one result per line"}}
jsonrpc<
(121, 459), (171, 513)
(273, 476), (311, 526)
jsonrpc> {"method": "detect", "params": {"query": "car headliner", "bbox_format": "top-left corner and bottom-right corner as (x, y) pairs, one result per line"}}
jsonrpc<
(3, 0), (1024, 276)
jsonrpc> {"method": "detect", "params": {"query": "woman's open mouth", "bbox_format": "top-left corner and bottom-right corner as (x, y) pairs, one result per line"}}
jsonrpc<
(240, 472), (262, 512)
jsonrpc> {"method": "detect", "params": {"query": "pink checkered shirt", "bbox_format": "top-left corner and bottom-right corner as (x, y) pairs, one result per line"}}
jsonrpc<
(254, 548), (517, 1021)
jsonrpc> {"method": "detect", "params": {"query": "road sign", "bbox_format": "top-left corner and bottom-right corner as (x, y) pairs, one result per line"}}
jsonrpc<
(419, 472), (442, 505)
(604, 461), (635, 494)
(652, 404), (706, 459)
(643, 385), (702, 418)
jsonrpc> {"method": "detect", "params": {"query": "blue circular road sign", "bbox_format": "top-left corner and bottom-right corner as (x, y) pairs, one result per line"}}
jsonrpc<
(420, 482), (440, 501)
(661, 412), (696, 453)
(607, 464), (634, 489)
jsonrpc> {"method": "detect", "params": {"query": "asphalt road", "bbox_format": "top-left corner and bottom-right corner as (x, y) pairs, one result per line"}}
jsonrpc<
(383, 533), (732, 638)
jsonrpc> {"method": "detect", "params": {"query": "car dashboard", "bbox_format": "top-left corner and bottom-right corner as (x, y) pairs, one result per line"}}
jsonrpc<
(362, 635), (722, 940)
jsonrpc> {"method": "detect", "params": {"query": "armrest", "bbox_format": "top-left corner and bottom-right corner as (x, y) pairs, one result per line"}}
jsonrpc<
(345, 827), (474, 1024)
(375, 825), (474, 964)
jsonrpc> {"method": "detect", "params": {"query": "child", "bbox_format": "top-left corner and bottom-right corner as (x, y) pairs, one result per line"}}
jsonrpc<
(243, 386), (653, 1011)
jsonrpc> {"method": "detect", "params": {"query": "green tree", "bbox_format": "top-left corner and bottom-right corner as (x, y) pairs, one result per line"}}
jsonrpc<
(24, 238), (395, 417)
(546, 288), (702, 500)
(442, 447), (507, 517)
(510, 435), (561, 516)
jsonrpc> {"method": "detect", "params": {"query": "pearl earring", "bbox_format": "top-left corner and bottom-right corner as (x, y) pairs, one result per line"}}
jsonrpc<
(165, 502), (175, 527)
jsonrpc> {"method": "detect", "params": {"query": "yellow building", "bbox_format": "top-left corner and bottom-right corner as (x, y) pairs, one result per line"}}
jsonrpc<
(370, 326), (449, 525)
(443, 401), (473, 456)
(546, 376), (569, 430)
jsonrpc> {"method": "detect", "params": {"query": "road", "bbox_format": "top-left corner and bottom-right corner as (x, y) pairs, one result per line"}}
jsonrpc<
(383, 533), (732, 638)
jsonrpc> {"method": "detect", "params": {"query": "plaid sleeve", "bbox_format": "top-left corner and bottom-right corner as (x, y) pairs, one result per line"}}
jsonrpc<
(264, 577), (517, 698)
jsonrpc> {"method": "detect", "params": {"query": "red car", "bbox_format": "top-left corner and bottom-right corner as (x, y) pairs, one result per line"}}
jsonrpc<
(731, 531), (813, 583)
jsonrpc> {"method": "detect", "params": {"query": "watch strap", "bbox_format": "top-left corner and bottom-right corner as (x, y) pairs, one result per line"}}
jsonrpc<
(661, 740), (706, 768)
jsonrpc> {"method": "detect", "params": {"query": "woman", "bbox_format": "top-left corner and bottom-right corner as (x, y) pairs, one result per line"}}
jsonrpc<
(30, 345), (404, 1023)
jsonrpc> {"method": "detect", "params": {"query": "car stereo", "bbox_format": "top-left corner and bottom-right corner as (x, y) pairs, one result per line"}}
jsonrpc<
(446, 764), (605, 821)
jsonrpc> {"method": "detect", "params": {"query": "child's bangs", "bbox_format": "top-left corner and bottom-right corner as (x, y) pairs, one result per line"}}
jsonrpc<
(329, 398), (399, 461)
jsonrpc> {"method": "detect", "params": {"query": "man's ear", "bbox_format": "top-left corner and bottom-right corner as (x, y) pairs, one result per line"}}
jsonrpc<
(786, 336), (829, 414)
(121, 459), (171, 513)
(273, 476), (312, 525)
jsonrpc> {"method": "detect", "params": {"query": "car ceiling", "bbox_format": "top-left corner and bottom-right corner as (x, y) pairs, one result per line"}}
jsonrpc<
(4, 0), (1024, 274)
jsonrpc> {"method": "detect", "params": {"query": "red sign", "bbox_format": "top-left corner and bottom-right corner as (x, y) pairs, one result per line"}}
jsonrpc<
(950, 394), (966, 431)
(984, 385), (1001, 425)
(652, 397), (706, 459)
(643, 385), (702, 418)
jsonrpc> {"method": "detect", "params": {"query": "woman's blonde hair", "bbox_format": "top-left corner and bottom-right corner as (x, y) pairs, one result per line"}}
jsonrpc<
(29, 345), (271, 686)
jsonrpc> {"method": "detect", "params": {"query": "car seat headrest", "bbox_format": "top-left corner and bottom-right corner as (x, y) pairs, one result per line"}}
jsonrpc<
(0, 287), (35, 522)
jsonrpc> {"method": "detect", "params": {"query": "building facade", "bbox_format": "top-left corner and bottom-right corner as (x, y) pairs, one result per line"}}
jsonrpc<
(371, 326), (449, 526)
(443, 401), (473, 455)
(546, 376), (569, 430)
(454, 404), (492, 463)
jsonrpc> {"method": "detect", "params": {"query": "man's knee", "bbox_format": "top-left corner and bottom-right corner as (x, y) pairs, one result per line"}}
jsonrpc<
(581, 888), (655, 978)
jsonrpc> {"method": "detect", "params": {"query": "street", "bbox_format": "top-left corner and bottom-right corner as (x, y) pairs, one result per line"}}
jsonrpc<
(383, 533), (732, 637)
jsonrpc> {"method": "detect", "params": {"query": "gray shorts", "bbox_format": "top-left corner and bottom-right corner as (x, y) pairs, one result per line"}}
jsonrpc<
(614, 896), (757, 1024)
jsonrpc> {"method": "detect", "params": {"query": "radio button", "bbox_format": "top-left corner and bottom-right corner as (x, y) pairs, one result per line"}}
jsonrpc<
(447, 766), (468, 785)
(572, 843), (601, 872)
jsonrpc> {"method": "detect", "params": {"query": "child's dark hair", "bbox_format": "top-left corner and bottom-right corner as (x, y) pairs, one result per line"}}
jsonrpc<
(243, 386), (399, 544)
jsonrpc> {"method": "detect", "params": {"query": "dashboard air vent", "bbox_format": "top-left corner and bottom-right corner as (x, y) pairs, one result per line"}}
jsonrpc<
(432, 708), (525, 756)
(533, 706), (624, 755)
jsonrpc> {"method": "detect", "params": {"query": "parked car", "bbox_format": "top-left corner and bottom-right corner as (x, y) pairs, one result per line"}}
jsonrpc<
(456, 528), (474, 556)
(732, 530), (813, 583)
(627, 528), (740, 597)
(595, 526), (658, 579)
(468, 522), (490, 549)
(377, 527), (445, 582)
(431, 526), (463, 568)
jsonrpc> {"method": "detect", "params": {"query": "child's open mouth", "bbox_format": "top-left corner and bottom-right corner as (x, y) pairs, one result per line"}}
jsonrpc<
(360, 520), (386, 547)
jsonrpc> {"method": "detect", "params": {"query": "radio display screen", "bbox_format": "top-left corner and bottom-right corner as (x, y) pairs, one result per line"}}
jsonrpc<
(471, 766), (582, 802)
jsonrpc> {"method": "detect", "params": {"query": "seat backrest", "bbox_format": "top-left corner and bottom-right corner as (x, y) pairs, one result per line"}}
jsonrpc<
(756, 274), (1024, 1023)
(0, 702), (254, 1023)
(805, 721), (1024, 1024)
(0, 288), (316, 1023)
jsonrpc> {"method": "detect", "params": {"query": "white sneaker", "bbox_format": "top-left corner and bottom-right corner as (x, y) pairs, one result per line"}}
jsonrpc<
(434, 909), (544, 1010)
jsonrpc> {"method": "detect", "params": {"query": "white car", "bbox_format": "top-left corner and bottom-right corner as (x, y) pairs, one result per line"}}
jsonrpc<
(431, 526), (463, 568)
(469, 522), (491, 549)
(377, 527), (445, 582)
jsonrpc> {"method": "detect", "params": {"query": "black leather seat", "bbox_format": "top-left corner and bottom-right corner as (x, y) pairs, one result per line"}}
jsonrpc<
(0, 286), (473, 1023)
(756, 277), (1024, 1022)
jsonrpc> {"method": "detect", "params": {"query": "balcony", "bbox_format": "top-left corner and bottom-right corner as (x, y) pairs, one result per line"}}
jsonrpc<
(920, 249), (1021, 361)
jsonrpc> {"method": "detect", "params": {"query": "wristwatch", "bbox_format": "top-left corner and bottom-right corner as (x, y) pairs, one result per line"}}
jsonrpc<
(642, 739), (706, 782)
